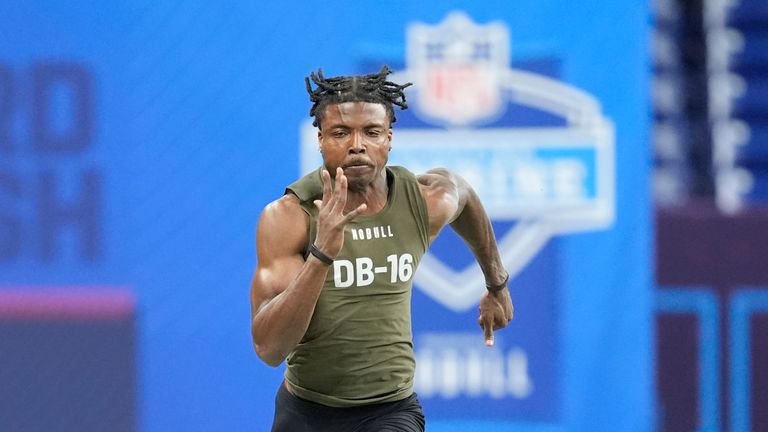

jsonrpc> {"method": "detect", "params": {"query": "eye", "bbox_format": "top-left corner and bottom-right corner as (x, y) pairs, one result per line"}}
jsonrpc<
(366, 129), (381, 137)
(332, 129), (348, 138)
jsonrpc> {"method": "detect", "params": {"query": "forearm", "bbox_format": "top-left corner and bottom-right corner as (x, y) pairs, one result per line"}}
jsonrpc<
(449, 182), (507, 287)
(252, 258), (329, 366)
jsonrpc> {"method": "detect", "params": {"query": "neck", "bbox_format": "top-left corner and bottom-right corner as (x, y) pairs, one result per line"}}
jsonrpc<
(345, 169), (388, 215)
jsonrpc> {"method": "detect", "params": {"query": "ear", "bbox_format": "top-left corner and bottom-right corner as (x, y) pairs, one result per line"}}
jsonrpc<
(387, 128), (393, 151)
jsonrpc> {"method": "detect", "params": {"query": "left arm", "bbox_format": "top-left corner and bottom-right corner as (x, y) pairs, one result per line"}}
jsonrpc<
(418, 168), (514, 346)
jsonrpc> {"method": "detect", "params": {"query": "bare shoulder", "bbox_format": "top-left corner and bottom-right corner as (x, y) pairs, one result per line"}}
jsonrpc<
(257, 193), (309, 261)
(417, 168), (460, 202)
(260, 193), (306, 222)
(417, 167), (454, 188)
(416, 168), (460, 239)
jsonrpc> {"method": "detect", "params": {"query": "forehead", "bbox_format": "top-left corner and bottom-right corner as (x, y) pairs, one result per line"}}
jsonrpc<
(321, 102), (389, 127)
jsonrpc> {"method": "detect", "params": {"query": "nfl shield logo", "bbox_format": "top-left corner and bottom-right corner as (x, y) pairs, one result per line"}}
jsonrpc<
(407, 12), (509, 126)
(387, 13), (616, 311)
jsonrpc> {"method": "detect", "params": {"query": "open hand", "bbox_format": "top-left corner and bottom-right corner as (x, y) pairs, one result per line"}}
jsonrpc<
(312, 168), (366, 258)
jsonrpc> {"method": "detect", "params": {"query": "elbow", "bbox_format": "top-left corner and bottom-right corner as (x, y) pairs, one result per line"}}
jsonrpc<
(251, 315), (289, 367)
(251, 318), (284, 367)
(254, 342), (286, 367)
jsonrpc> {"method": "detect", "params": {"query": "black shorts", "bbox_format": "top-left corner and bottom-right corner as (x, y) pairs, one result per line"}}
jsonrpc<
(271, 382), (426, 432)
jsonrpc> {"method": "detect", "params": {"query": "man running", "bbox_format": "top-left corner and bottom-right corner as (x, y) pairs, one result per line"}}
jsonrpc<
(250, 66), (513, 431)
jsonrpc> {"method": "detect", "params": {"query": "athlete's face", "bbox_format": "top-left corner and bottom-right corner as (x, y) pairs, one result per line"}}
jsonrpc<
(318, 102), (393, 192)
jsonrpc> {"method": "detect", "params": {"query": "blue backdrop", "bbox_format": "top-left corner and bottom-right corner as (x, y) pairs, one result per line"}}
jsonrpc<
(0, 1), (652, 431)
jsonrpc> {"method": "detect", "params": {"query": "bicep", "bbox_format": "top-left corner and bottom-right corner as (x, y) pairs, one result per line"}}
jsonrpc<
(249, 197), (309, 317)
(418, 168), (463, 241)
(250, 255), (305, 317)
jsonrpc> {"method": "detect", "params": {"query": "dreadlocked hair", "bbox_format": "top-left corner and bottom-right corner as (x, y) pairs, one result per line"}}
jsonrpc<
(305, 65), (413, 128)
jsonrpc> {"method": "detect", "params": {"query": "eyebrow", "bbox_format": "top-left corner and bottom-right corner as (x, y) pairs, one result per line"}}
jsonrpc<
(327, 122), (388, 130)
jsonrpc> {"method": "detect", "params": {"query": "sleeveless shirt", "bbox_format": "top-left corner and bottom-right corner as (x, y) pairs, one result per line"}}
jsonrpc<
(284, 165), (430, 407)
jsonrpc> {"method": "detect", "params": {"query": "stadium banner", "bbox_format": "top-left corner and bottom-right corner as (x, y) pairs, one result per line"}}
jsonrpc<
(0, 2), (651, 431)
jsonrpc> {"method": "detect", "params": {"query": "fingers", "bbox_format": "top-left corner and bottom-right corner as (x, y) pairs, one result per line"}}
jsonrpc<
(481, 315), (494, 347)
(332, 168), (348, 214)
(319, 168), (349, 214)
(317, 167), (360, 224)
(478, 293), (513, 347)
(342, 203), (367, 222)
(492, 318), (508, 330)
(320, 169), (332, 203)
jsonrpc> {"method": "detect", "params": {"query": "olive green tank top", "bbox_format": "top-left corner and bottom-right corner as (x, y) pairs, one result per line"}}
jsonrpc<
(284, 166), (430, 407)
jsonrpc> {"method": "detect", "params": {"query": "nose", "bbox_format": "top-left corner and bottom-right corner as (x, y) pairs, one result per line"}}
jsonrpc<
(348, 131), (366, 154)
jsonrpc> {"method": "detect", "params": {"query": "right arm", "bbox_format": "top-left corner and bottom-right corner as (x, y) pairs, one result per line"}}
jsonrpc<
(250, 168), (365, 367)
(249, 193), (328, 367)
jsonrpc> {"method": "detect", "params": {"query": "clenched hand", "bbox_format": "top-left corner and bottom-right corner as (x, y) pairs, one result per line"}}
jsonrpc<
(478, 288), (513, 347)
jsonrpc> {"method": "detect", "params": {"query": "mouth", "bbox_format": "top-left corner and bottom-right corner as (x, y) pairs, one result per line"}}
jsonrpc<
(341, 161), (373, 172)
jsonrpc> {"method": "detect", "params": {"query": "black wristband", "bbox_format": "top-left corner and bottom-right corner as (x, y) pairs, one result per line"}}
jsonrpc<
(486, 273), (509, 293)
(308, 243), (334, 265)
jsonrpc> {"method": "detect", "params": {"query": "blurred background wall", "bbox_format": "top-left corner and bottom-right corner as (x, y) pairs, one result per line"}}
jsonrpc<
(652, 0), (768, 431)
(0, 0), (763, 431)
